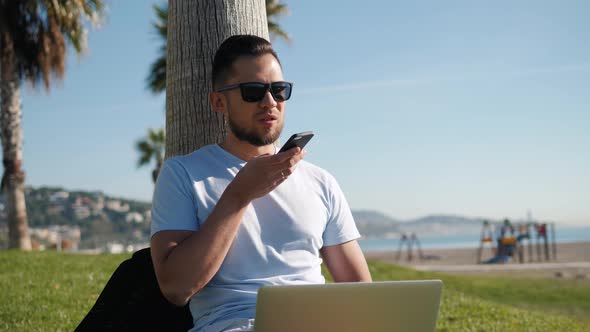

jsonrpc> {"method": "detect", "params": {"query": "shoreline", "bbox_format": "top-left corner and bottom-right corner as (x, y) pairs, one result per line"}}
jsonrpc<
(361, 238), (590, 254)
(364, 241), (590, 278)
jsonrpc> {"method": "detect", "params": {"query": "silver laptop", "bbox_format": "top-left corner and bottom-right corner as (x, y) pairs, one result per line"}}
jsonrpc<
(254, 280), (443, 332)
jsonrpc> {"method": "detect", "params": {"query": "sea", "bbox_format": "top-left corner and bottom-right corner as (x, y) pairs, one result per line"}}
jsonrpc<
(358, 225), (590, 252)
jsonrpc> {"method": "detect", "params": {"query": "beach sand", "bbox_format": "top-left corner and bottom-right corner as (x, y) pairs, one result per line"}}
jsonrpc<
(364, 241), (590, 279)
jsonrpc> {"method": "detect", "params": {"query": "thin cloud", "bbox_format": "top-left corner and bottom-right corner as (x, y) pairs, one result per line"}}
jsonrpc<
(297, 63), (590, 96)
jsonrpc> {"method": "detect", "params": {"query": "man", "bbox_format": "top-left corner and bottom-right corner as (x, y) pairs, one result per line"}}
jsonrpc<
(150, 35), (371, 332)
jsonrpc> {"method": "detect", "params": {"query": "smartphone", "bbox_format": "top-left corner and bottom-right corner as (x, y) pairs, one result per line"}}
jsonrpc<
(278, 131), (314, 153)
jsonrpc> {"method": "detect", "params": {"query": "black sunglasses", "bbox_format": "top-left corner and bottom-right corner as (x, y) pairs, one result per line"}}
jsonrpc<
(216, 81), (293, 102)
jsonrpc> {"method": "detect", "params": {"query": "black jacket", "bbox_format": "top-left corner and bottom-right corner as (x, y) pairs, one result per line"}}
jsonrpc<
(75, 248), (193, 332)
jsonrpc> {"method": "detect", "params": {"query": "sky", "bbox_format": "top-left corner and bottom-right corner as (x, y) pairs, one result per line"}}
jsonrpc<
(22, 1), (590, 225)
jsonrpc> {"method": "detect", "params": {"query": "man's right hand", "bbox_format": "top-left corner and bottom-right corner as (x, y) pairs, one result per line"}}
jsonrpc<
(226, 147), (305, 203)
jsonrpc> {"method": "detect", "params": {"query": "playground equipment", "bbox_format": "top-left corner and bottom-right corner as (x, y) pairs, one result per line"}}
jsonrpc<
(477, 219), (556, 264)
(476, 220), (495, 264)
(396, 233), (424, 262)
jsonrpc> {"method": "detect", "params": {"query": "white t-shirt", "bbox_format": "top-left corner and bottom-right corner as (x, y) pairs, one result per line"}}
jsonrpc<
(151, 144), (360, 331)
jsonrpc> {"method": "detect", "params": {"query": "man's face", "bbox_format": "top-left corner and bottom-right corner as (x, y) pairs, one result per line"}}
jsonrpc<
(221, 54), (286, 146)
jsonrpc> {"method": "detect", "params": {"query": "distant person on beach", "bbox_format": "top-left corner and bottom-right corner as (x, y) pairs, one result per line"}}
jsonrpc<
(149, 35), (372, 332)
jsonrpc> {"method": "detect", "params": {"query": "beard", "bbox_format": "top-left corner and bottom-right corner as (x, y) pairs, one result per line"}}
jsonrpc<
(227, 110), (283, 147)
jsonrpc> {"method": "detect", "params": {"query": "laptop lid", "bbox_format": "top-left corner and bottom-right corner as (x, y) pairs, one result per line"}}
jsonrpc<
(254, 280), (443, 332)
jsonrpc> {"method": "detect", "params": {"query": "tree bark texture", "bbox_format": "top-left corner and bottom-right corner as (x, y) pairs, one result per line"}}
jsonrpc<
(0, 31), (32, 250)
(166, 0), (269, 158)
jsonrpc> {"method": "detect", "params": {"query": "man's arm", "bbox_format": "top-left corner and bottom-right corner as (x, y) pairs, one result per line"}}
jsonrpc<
(151, 148), (304, 306)
(151, 190), (250, 306)
(320, 240), (372, 282)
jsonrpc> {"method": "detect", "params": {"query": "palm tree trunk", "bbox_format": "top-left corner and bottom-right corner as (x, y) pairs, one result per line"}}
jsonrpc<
(166, 0), (269, 158)
(0, 32), (32, 250)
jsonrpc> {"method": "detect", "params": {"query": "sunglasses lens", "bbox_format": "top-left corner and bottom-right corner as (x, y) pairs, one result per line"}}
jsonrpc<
(271, 82), (292, 101)
(241, 84), (267, 102)
(238, 82), (292, 102)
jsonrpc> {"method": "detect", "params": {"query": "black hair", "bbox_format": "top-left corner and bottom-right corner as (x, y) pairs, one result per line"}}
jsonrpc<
(211, 35), (281, 89)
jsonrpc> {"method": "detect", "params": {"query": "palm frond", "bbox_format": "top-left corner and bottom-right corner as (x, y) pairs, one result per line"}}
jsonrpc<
(146, 3), (168, 94)
(136, 128), (166, 168)
(268, 21), (291, 42)
(147, 54), (167, 94)
(266, 0), (289, 16)
(148, 128), (166, 144)
(0, 0), (106, 90)
(265, 0), (291, 43)
(152, 3), (168, 40)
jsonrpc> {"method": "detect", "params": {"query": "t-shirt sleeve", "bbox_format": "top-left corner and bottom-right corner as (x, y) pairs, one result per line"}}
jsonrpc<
(150, 158), (199, 237)
(322, 173), (361, 246)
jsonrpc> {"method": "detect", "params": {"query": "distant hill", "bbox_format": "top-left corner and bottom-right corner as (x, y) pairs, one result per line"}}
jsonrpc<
(398, 214), (486, 236)
(351, 212), (488, 238)
(0, 186), (152, 249)
(352, 210), (401, 238)
(0, 186), (495, 246)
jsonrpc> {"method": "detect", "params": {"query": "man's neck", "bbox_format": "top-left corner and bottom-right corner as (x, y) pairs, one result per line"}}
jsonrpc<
(219, 135), (276, 161)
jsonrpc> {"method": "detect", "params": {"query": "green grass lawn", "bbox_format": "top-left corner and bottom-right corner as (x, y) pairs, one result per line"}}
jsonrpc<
(1, 251), (589, 331)
(366, 261), (590, 331)
(0, 251), (129, 332)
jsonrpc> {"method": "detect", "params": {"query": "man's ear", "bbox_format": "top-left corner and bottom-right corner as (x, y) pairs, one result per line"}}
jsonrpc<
(209, 91), (226, 114)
